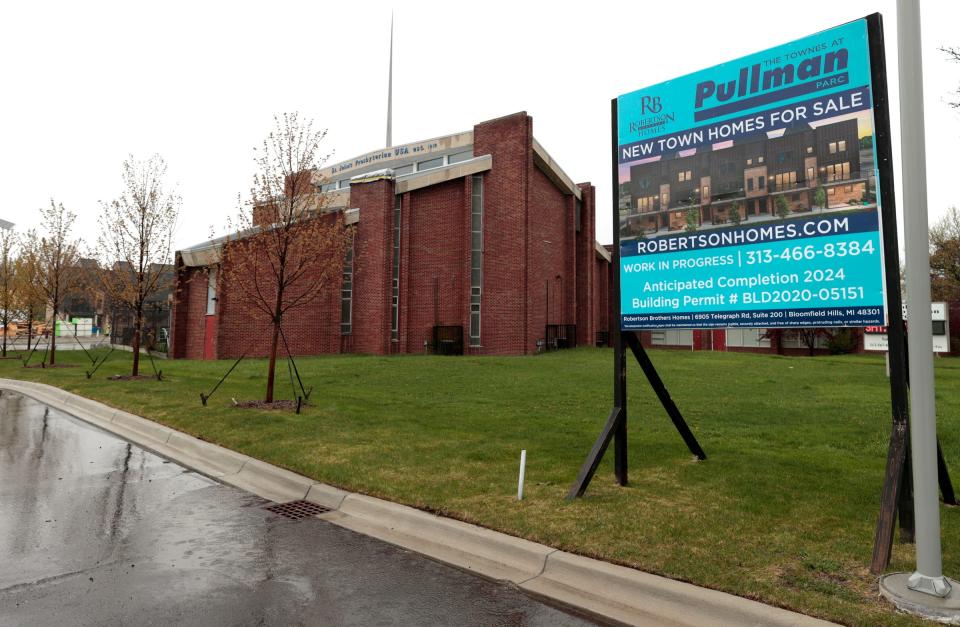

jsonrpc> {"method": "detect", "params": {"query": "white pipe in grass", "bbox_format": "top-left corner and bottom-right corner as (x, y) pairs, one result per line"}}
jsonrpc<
(517, 450), (527, 501)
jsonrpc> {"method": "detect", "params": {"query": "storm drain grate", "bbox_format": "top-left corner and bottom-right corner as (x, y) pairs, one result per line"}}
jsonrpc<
(264, 500), (331, 520)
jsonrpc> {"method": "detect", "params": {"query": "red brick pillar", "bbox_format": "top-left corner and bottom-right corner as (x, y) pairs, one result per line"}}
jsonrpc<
(351, 174), (396, 355)
(575, 183), (597, 348)
(473, 112), (532, 354)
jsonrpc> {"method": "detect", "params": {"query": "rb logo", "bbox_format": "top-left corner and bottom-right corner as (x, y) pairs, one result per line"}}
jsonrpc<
(641, 96), (662, 114)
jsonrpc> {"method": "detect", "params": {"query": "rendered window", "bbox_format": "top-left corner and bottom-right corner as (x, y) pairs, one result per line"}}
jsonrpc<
(637, 196), (656, 212)
(758, 176), (765, 189)
(839, 140), (847, 152)
(829, 142), (837, 154)
(320, 182), (337, 193)
(338, 180), (351, 190)
(393, 164), (414, 176)
(747, 179), (754, 191)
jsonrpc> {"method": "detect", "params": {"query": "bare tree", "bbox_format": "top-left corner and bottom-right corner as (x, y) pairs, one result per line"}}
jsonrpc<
(0, 227), (17, 357)
(929, 205), (960, 301)
(24, 201), (81, 366)
(96, 155), (179, 377)
(942, 47), (959, 108)
(220, 113), (348, 403)
(13, 236), (45, 351)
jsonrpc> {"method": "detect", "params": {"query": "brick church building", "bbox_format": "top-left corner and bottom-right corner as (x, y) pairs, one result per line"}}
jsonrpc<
(171, 112), (611, 359)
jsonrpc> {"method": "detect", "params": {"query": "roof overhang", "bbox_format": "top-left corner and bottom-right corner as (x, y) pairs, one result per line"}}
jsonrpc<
(532, 138), (581, 200)
(595, 242), (611, 263)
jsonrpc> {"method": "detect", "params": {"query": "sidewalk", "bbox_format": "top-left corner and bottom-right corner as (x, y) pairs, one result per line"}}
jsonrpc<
(0, 378), (837, 627)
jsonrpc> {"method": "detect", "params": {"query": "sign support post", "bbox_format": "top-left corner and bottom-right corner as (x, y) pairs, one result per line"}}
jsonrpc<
(880, 1), (960, 618)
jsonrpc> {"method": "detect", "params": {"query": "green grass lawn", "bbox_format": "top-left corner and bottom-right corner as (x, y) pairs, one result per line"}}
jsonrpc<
(4, 345), (960, 625)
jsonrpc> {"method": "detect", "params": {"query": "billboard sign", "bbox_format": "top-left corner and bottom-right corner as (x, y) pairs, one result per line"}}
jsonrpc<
(616, 18), (887, 330)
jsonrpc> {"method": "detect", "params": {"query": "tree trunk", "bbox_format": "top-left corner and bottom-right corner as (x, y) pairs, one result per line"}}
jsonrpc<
(49, 306), (57, 366)
(265, 320), (280, 403)
(2, 312), (7, 358)
(131, 307), (143, 377)
(27, 310), (33, 350)
(265, 276), (285, 403)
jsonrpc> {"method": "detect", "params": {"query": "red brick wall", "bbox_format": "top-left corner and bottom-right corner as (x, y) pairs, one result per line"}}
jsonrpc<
(170, 263), (210, 360)
(473, 112), (531, 354)
(350, 177), (394, 355)
(211, 214), (344, 360)
(527, 164), (573, 349)
(400, 179), (468, 353)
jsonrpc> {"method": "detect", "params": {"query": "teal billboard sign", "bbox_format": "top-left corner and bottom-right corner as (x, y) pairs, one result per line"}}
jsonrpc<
(616, 18), (887, 329)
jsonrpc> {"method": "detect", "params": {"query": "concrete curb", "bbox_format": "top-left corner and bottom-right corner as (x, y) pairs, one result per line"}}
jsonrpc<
(332, 494), (556, 584)
(522, 552), (834, 627)
(0, 379), (838, 627)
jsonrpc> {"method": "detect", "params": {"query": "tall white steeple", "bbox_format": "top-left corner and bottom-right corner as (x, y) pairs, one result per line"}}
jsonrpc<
(386, 12), (394, 148)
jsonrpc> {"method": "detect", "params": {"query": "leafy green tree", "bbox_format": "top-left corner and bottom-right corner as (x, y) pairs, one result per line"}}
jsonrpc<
(684, 205), (699, 232)
(728, 201), (742, 226)
(775, 195), (790, 219)
(814, 186), (827, 211)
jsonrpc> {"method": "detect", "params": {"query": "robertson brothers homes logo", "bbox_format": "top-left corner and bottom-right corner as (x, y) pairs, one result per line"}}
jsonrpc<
(629, 95), (675, 138)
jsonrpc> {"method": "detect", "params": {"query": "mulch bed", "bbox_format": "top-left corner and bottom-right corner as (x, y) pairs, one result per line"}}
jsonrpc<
(231, 399), (306, 410)
(106, 374), (160, 381)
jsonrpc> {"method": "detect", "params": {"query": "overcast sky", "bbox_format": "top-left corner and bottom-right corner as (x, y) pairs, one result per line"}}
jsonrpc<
(2, 0), (958, 253)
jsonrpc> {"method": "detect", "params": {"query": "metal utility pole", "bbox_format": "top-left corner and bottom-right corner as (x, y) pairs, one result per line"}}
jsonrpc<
(880, 3), (959, 617)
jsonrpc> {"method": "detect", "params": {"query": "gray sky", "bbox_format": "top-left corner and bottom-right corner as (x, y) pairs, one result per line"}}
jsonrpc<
(2, 0), (958, 252)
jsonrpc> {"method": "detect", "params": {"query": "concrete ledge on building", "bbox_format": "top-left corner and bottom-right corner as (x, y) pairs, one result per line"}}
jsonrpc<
(0, 378), (838, 627)
(532, 138), (581, 200)
(396, 155), (492, 194)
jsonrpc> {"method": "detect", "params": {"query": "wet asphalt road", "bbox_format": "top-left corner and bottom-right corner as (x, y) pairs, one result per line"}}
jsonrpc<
(0, 392), (602, 627)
